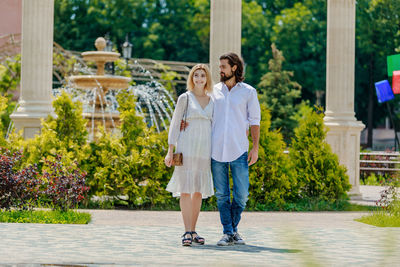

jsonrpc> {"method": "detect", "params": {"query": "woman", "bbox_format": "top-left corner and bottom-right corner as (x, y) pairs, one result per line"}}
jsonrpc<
(164, 64), (214, 246)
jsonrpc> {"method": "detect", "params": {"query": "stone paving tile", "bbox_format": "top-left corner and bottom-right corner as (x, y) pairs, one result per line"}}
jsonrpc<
(0, 220), (399, 266)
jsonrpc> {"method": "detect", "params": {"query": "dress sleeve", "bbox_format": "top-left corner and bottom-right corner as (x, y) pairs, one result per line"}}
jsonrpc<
(168, 93), (188, 146)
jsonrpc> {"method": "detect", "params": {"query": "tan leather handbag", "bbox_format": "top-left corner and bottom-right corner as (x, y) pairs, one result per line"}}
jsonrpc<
(171, 93), (189, 166)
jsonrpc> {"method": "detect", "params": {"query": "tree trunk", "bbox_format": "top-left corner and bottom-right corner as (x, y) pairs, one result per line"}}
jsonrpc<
(367, 57), (374, 148)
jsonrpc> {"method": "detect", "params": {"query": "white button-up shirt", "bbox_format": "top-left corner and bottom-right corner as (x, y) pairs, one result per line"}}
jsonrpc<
(211, 82), (261, 162)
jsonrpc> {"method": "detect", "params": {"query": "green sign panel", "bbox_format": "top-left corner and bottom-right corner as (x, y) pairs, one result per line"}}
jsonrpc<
(387, 54), (400, 76)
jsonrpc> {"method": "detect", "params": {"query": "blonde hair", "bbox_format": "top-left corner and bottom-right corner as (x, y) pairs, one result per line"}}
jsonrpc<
(186, 64), (213, 93)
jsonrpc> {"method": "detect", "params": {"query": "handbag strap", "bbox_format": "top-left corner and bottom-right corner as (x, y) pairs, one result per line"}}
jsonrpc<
(183, 92), (189, 131)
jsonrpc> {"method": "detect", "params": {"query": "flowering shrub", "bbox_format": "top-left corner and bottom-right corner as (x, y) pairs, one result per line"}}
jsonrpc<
(376, 176), (400, 217)
(0, 149), (89, 211)
(41, 155), (90, 211)
(0, 149), (41, 210)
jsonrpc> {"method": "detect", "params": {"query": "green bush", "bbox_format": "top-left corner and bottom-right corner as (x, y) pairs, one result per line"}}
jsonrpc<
(22, 91), (90, 172)
(361, 173), (387, 186)
(289, 107), (351, 202)
(86, 90), (174, 208)
(248, 104), (298, 210)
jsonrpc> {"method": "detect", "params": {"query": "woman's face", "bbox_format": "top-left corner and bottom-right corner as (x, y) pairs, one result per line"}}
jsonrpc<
(193, 69), (207, 89)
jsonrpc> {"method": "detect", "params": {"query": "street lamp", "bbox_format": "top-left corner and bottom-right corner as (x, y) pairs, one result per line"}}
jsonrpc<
(105, 34), (113, 52)
(104, 34), (114, 74)
(121, 34), (133, 64)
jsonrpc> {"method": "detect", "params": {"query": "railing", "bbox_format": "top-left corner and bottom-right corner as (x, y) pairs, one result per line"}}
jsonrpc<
(283, 150), (400, 174)
(360, 151), (400, 173)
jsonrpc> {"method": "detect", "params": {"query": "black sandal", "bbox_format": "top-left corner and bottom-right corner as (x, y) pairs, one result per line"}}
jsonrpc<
(182, 231), (192, 246)
(191, 231), (205, 245)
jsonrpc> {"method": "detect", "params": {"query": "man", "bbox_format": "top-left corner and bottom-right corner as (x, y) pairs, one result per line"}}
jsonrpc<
(211, 53), (260, 246)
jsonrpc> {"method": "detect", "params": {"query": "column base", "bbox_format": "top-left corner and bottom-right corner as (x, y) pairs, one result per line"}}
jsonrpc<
(10, 101), (54, 139)
(349, 191), (363, 200)
(324, 117), (365, 199)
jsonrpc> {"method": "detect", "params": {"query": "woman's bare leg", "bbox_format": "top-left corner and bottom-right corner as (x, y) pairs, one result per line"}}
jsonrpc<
(180, 193), (192, 232)
(190, 192), (203, 231)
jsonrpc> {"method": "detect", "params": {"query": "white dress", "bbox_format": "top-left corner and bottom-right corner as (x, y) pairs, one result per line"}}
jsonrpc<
(166, 91), (214, 198)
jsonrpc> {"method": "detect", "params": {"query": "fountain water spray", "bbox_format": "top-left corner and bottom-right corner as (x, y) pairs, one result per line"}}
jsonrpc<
(57, 37), (175, 137)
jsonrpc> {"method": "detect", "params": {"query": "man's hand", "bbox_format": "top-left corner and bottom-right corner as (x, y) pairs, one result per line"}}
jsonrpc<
(180, 120), (189, 131)
(248, 125), (260, 166)
(247, 146), (259, 166)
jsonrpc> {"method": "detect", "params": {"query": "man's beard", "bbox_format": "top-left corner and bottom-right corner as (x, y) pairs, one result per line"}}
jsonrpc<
(220, 72), (234, 82)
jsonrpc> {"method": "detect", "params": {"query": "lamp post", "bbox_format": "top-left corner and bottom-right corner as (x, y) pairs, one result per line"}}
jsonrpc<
(104, 34), (114, 74)
(105, 34), (113, 52)
(122, 34), (133, 66)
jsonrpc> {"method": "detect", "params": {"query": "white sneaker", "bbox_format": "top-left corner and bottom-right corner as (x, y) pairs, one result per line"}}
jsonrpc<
(217, 234), (234, 246)
(233, 232), (245, 245)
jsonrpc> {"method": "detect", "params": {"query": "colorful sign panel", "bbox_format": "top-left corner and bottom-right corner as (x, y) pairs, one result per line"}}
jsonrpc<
(375, 80), (394, 103)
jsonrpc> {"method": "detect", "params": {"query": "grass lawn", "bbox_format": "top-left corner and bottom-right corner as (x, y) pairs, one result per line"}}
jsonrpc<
(344, 203), (378, 211)
(355, 213), (400, 227)
(0, 210), (91, 224)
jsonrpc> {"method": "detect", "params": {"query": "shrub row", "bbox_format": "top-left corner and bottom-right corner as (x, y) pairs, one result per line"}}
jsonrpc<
(1, 91), (351, 210)
(248, 104), (350, 210)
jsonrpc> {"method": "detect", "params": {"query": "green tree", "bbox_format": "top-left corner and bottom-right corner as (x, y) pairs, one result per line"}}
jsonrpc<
(242, 0), (271, 86)
(289, 108), (351, 202)
(258, 44), (301, 142)
(54, 0), (209, 62)
(356, 0), (400, 148)
(270, 0), (326, 103)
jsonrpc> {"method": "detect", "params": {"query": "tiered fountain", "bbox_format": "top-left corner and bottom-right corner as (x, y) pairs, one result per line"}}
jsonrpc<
(68, 37), (131, 133)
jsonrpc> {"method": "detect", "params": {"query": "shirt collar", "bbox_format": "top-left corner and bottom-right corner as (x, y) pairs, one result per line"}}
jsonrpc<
(222, 82), (242, 92)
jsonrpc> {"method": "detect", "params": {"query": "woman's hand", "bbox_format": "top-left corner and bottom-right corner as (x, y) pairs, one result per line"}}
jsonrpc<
(164, 150), (173, 167)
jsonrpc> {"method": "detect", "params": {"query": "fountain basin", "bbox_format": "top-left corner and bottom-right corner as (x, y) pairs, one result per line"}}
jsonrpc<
(82, 51), (121, 63)
(68, 75), (131, 89)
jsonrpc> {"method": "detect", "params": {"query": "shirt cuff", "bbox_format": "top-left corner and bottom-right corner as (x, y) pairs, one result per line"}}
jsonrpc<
(248, 119), (260, 126)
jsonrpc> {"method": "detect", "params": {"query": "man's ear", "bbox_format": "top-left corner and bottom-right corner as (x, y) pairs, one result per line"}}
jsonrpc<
(232, 65), (237, 72)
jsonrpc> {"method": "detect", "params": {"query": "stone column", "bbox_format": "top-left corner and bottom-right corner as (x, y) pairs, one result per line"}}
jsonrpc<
(324, 0), (365, 198)
(10, 0), (54, 139)
(209, 0), (242, 82)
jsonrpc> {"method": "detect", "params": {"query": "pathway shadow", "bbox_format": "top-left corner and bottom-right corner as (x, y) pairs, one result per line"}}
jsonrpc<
(191, 244), (301, 254)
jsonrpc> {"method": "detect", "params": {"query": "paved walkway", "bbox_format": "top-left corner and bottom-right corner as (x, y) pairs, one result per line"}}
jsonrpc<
(0, 186), (399, 266)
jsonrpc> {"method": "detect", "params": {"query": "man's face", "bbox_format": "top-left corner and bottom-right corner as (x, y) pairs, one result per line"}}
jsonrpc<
(219, 59), (236, 82)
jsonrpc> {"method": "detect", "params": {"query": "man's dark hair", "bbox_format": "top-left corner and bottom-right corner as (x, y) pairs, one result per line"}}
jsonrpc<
(219, 52), (245, 82)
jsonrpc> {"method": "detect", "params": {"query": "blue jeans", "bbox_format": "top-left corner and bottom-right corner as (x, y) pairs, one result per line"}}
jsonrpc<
(211, 152), (249, 235)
